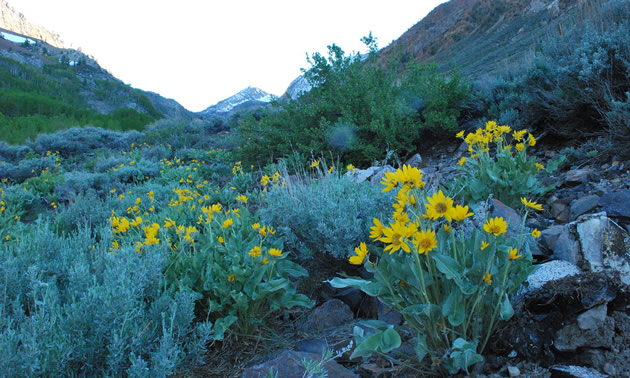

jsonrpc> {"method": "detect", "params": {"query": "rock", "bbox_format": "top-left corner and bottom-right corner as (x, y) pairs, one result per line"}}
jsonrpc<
(507, 365), (521, 377)
(333, 288), (363, 314)
(377, 301), (403, 326)
(551, 201), (570, 223)
(577, 303), (608, 330)
(369, 165), (395, 185)
(570, 195), (600, 221)
(540, 225), (567, 252)
(242, 350), (359, 378)
(346, 166), (379, 184)
(565, 168), (593, 185)
(522, 260), (581, 294)
(301, 299), (354, 332)
(405, 153), (424, 168)
(490, 199), (522, 236)
(574, 212), (630, 284)
(554, 312), (615, 352)
(599, 190), (630, 219)
(550, 365), (608, 378)
(552, 226), (581, 265)
(295, 339), (328, 355)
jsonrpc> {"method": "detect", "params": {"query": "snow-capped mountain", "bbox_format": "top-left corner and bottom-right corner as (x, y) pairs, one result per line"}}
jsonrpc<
(199, 87), (275, 118)
(280, 75), (312, 101)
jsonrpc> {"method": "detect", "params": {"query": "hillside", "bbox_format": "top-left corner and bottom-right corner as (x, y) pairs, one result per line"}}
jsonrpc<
(380, 0), (604, 78)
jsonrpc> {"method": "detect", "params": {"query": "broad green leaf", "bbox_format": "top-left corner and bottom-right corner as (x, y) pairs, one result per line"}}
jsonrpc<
(442, 290), (465, 326)
(381, 328), (402, 353)
(414, 335), (428, 362)
(350, 332), (383, 359)
(499, 294), (514, 321)
(432, 253), (463, 282)
(327, 277), (381, 296)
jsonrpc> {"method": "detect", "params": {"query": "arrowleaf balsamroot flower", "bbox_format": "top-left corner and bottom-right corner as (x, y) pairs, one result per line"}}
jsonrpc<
(268, 248), (283, 257)
(508, 248), (522, 260)
(531, 228), (541, 238)
(249, 246), (261, 258)
(480, 240), (490, 251)
(414, 230), (437, 255)
(370, 218), (385, 240)
(424, 190), (454, 222)
(349, 242), (369, 265)
(521, 197), (543, 211)
(222, 218), (234, 228)
(381, 221), (416, 254)
(451, 204), (474, 222)
(380, 165), (425, 193)
(483, 217), (507, 236)
(483, 272), (492, 285)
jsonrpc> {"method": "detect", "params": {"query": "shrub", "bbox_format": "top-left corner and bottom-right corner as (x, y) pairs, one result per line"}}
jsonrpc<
(0, 156), (56, 183)
(55, 171), (111, 199)
(0, 225), (213, 376)
(28, 126), (142, 157)
(55, 190), (111, 234)
(330, 165), (537, 375)
(258, 166), (393, 260)
(0, 141), (30, 163)
(449, 121), (554, 209)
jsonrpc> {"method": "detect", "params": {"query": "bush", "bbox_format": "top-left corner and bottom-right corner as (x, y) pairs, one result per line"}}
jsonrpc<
(236, 36), (469, 167)
(0, 141), (30, 163)
(55, 171), (111, 199)
(0, 225), (213, 376)
(28, 126), (142, 157)
(55, 190), (110, 234)
(258, 167), (393, 260)
(0, 156), (56, 183)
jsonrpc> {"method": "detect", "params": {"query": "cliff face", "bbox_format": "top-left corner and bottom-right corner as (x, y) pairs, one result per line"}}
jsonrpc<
(380, 0), (595, 77)
(0, 0), (65, 48)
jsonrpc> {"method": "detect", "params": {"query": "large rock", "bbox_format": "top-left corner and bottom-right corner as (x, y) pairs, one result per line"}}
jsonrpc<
(550, 365), (608, 378)
(369, 165), (396, 185)
(346, 166), (379, 184)
(521, 260), (581, 294)
(405, 153), (424, 169)
(242, 350), (358, 378)
(570, 195), (600, 221)
(489, 199), (522, 236)
(301, 299), (354, 332)
(599, 190), (630, 220)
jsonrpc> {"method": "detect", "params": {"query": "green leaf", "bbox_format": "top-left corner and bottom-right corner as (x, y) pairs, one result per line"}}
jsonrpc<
(381, 328), (402, 353)
(450, 338), (483, 373)
(414, 335), (428, 362)
(350, 332), (383, 359)
(327, 277), (381, 296)
(432, 253), (463, 282)
(442, 290), (465, 326)
(499, 294), (514, 321)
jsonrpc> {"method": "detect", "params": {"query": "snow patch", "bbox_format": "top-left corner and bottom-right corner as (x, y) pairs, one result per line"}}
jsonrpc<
(0, 31), (36, 45)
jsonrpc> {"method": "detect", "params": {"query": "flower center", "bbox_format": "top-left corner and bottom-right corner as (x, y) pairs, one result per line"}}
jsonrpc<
(435, 202), (447, 214)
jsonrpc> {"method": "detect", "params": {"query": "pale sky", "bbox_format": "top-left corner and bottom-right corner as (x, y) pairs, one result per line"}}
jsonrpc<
(13, 1), (447, 112)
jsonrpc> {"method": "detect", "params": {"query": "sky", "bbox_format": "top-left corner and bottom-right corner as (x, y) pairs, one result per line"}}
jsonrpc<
(14, 0), (447, 112)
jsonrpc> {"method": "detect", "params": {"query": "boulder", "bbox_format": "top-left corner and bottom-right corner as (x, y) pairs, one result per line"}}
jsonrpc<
(301, 299), (354, 332)
(570, 195), (600, 221)
(405, 153), (424, 168)
(346, 166), (379, 184)
(599, 190), (630, 220)
(369, 165), (396, 185)
(242, 350), (358, 378)
(549, 365), (608, 378)
(565, 168), (593, 185)
(489, 199), (522, 237)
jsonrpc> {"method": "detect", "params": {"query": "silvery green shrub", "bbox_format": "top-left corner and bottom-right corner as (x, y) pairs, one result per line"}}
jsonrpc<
(28, 126), (142, 157)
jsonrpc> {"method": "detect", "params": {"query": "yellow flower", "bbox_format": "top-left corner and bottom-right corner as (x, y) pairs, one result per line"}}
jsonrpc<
(222, 218), (234, 228)
(236, 195), (248, 204)
(381, 222), (415, 254)
(267, 226), (276, 235)
(110, 188), (117, 194)
(480, 240), (490, 251)
(262, 257), (269, 265)
(380, 165), (425, 193)
(424, 190), (454, 222)
(443, 224), (451, 233)
(328, 166), (334, 174)
(135, 197), (142, 205)
(455, 130), (465, 138)
(532, 228), (541, 238)
(528, 133), (536, 146)
(349, 242), (369, 265)
(521, 197), (543, 211)
(217, 236), (224, 244)
(164, 218), (176, 228)
(414, 230), (437, 255)
(483, 217), (507, 236)
(369, 218), (385, 240)
(130, 216), (143, 227)
(483, 272), (492, 285)
(252, 223), (261, 230)
(346, 164), (355, 172)
(310, 160), (320, 168)
(111, 240), (120, 250)
(183, 226), (198, 243)
(536, 162), (545, 170)
(268, 248), (283, 257)
(512, 129), (527, 141)
(457, 156), (466, 166)
(515, 143), (525, 152)
(211, 203), (222, 213)
(258, 226), (267, 237)
(508, 248), (522, 260)
(451, 204), (474, 222)
(249, 246), (261, 258)
(228, 274), (235, 282)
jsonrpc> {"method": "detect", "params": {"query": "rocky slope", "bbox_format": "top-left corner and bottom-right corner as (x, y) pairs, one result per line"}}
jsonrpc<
(379, 0), (604, 77)
(198, 86), (275, 118)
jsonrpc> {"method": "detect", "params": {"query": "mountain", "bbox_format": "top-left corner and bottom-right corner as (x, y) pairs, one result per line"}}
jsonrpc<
(280, 75), (312, 101)
(198, 87), (275, 118)
(379, 0), (601, 78)
(0, 1), (194, 123)
(0, 0), (65, 48)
